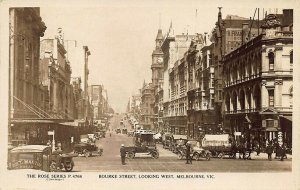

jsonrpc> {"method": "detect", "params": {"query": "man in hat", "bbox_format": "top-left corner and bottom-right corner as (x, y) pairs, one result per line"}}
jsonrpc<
(185, 142), (192, 164)
(120, 144), (126, 165)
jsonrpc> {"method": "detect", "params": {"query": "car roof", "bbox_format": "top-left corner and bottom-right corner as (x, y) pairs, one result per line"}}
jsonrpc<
(172, 135), (188, 140)
(10, 145), (51, 153)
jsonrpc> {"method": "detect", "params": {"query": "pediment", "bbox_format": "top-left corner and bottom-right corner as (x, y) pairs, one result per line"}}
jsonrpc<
(260, 107), (278, 114)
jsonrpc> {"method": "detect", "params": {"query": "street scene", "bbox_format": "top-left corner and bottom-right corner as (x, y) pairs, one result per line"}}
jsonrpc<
(6, 5), (293, 173)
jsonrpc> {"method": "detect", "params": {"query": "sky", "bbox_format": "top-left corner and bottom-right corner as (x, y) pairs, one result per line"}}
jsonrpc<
(38, 1), (289, 113)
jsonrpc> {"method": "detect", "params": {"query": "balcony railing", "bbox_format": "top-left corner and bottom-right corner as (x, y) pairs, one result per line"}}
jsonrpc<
(225, 108), (260, 114)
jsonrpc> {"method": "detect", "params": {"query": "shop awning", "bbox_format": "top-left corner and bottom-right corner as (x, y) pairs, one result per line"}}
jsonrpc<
(280, 115), (292, 122)
(59, 121), (79, 127)
(11, 119), (55, 124)
(264, 127), (278, 132)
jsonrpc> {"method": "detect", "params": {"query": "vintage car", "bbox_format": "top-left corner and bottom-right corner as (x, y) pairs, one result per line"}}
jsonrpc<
(162, 133), (173, 149)
(122, 128), (128, 134)
(169, 135), (188, 153)
(8, 145), (52, 172)
(124, 131), (159, 159)
(201, 134), (235, 159)
(116, 128), (121, 134)
(80, 134), (91, 143)
(127, 130), (134, 137)
(177, 140), (211, 161)
(73, 142), (103, 157)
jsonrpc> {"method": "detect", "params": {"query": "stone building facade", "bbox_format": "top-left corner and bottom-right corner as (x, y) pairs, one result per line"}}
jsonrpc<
(40, 35), (75, 119)
(140, 83), (154, 130)
(211, 8), (261, 130)
(223, 11), (293, 147)
(9, 8), (47, 144)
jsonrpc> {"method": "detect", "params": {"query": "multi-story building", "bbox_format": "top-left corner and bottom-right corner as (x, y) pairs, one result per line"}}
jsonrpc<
(186, 34), (219, 139)
(161, 30), (196, 134)
(140, 82), (155, 130)
(212, 8), (261, 129)
(130, 94), (141, 118)
(101, 88), (108, 117)
(223, 10), (293, 148)
(151, 28), (164, 132)
(88, 85), (103, 120)
(8, 8), (47, 144)
(72, 77), (84, 119)
(40, 30), (75, 120)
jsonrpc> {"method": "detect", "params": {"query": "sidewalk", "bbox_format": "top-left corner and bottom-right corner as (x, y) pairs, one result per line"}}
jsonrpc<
(238, 152), (292, 160)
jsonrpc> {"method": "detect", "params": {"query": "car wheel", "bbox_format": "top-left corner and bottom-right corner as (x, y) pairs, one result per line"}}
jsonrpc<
(83, 149), (90, 158)
(64, 162), (73, 172)
(177, 152), (183, 160)
(127, 151), (135, 159)
(152, 151), (159, 159)
(50, 161), (57, 172)
(218, 152), (224, 159)
(194, 153), (200, 161)
(205, 153), (211, 161)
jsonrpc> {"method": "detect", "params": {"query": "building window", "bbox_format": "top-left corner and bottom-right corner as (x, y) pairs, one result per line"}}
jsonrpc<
(268, 52), (274, 71)
(268, 90), (274, 107)
(266, 120), (274, 128)
(290, 51), (293, 64)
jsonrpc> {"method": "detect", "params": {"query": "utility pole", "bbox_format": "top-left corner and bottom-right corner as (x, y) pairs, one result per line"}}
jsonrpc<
(83, 46), (91, 121)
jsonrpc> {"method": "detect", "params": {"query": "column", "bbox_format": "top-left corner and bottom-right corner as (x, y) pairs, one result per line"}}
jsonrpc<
(274, 79), (282, 107)
(261, 45), (267, 73)
(275, 44), (283, 71)
(53, 79), (58, 113)
(261, 80), (268, 108)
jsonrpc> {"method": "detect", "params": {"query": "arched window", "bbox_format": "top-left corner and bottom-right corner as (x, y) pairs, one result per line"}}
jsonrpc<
(290, 51), (293, 64)
(268, 52), (274, 71)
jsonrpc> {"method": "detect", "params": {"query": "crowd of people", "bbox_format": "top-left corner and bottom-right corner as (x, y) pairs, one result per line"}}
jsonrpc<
(231, 137), (288, 161)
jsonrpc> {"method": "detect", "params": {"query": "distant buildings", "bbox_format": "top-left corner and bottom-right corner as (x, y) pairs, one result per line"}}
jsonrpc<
(88, 85), (110, 120)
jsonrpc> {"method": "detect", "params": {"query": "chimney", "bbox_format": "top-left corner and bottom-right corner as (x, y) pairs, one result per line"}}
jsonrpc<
(242, 23), (249, 45)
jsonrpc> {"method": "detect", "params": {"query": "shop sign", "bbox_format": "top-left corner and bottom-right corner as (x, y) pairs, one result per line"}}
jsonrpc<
(234, 132), (241, 136)
(262, 120), (266, 128)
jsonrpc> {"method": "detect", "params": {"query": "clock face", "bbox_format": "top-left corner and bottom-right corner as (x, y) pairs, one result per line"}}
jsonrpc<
(157, 57), (163, 64)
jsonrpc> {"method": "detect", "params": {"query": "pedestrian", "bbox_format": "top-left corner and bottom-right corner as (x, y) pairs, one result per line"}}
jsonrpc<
(120, 144), (126, 165)
(280, 143), (286, 161)
(246, 141), (252, 160)
(238, 143), (244, 159)
(185, 142), (192, 164)
(266, 143), (274, 161)
(231, 140), (237, 159)
(256, 143), (261, 156)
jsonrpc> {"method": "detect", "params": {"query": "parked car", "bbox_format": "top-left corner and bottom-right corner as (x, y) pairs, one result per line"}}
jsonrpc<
(51, 150), (77, 172)
(8, 145), (53, 172)
(189, 140), (211, 161)
(127, 130), (134, 137)
(201, 134), (234, 159)
(169, 135), (188, 153)
(116, 128), (121, 134)
(87, 134), (96, 143)
(122, 128), (128, 134)
(73, 142), (103, 157)
(124, 131), (159, 159)
(80, 134), (90, 143)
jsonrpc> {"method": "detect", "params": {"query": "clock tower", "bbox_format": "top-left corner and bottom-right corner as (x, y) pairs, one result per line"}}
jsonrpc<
(151, 28), (164, 87)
